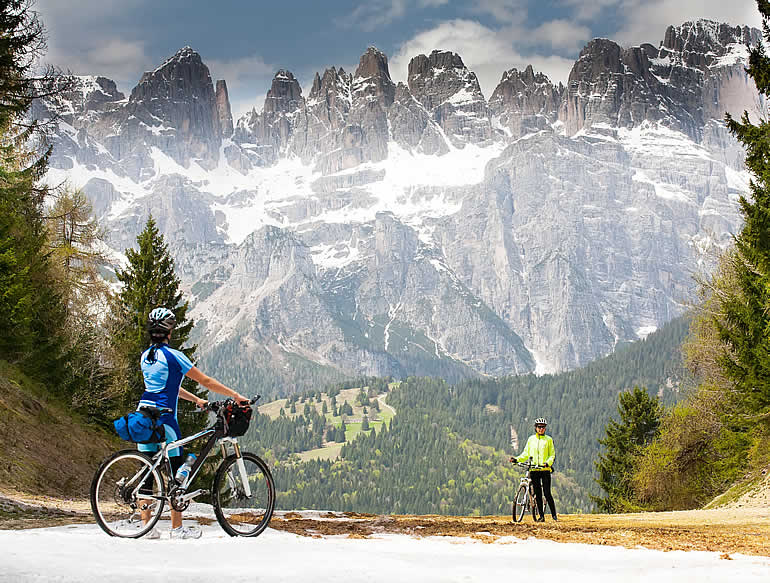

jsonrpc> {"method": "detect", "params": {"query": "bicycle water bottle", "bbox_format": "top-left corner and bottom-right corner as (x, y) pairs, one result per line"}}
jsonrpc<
(175, 453), (197, 484)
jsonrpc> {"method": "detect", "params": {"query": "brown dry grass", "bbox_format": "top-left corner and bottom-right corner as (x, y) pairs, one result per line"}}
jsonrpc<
(268, 508), (770, 556)
(0, 363), (119, 499)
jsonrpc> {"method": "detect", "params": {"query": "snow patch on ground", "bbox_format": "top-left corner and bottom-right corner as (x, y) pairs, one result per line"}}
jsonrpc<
(1, 523), (768, 583)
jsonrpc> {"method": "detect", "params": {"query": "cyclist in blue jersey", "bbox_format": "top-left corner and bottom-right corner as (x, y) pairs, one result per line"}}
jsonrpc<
(138, 307), (247, 539)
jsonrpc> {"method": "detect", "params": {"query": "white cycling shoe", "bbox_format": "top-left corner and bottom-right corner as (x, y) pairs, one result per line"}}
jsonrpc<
(145, 527), (162, 539)
(169, 525), (202, 539)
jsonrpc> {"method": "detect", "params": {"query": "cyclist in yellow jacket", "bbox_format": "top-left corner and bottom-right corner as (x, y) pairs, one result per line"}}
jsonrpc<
(511, 418), (557, 522)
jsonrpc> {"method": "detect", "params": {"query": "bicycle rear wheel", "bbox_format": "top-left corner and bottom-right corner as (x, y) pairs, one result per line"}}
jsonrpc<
(212, 452), (275, 537)
(90, 450), (165, 538)
(512, 484), (527, 522)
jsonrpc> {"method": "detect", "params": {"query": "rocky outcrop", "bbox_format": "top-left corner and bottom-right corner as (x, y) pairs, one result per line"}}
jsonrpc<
(408, 50), (494, 147)
(119, 47), (224, 169)
(488, 65), (563, 138)
(216, 80), (234, 138)
(560, 21), (762, 139)
(233, 70), (305, 166)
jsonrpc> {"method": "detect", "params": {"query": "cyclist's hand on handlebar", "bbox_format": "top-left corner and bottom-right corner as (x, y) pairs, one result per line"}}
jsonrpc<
(233, 393), (249, 404)
(509, 457), (516, 463)
(195, 398), (208, 410)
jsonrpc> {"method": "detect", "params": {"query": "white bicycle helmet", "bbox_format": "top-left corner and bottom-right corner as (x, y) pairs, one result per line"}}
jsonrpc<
(534, 418), (547, 426)
(148, 307), (176, 336)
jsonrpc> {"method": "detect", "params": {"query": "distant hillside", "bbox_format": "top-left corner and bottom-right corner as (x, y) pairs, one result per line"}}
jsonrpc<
(0, 361), (118, 497)
(244, 315), (692, 514)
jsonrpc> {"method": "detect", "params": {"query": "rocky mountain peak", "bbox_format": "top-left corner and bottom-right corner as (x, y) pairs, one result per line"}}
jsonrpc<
(406, 49), (492, 147)
(215, 79), (233, 138)
(352, 47), (395, 108)
(488, 65), (562, 138)
(663, 19), (759, 54)
(308, 66), (352, 102)
(569, 38), (624, 82)
(264, 70), (303, 115)
(407, 49), (465, 79)
(130, 46), (214, 105)
(660, 19), (761, 69)
(355, 47), (392, 81)
(407, 50), (483, 108)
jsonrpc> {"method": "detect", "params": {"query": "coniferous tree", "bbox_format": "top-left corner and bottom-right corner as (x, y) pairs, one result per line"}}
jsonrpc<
(46, 187), (108, 306)
(108, 216), (203, 434)
(592, 387), (662, 512)
(718, 0), (770, 416)
(0, 1), (69, 383)
(45, 186), (111, 414)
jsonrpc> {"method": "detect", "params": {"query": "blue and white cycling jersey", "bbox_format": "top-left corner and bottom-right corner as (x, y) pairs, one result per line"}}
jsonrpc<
(137, 344), (194, 458)
(138, 344), (193, 419)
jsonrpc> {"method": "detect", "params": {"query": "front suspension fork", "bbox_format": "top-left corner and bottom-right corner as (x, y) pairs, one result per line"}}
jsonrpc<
(221, 441), (252, 498)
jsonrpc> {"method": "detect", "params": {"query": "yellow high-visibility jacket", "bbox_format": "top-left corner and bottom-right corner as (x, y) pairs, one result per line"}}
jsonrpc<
(514, 434), (555, 471)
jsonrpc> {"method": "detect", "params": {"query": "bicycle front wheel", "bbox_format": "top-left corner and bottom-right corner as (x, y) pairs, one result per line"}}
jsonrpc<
(512, 484), (527, 522)
(212, 452), (275, 537)
(90, 450), (165, 538)
(530, 484), (543, 521)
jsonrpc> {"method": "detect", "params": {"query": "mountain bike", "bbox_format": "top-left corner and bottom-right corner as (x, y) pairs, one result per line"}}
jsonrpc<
(511, 458), (550, 522)
(90, 397), (275, 538)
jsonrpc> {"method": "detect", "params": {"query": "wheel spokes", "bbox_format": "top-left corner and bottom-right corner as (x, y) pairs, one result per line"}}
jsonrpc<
(95, 454), (162, 537)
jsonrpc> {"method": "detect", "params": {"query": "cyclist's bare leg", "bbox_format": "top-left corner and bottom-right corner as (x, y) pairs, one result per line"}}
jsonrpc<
(140, 507), (181, 528)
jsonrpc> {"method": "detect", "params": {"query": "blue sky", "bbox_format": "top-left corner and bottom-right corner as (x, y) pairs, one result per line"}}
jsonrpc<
(35, 0), (763, 119)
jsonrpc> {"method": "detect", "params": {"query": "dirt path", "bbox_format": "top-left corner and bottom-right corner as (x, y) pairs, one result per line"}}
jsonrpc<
(268, 508), (770, 557)
(2, 490), (767, 556)
(377, 394), (396, 416)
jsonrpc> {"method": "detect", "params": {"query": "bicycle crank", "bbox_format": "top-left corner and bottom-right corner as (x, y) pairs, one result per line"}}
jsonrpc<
(170, 488), (206, 512)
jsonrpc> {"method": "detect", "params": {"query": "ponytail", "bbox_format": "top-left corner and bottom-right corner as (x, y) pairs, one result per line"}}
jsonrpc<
(146, 336), (166, 364)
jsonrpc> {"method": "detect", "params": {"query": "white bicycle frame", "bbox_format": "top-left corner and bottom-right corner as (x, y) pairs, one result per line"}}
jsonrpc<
(132, 426), (252, 506)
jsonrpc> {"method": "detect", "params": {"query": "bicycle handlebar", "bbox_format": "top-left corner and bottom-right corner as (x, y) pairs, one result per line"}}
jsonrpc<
(202, 395), (261, 412)
(509, 458), (548, 470)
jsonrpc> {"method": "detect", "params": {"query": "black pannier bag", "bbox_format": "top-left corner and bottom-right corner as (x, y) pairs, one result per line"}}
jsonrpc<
(223, 401), (253, 437)
(114, 408), (165, 443)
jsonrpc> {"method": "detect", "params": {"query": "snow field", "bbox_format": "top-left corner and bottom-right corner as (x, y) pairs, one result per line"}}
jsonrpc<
(1, 522), (768, 583)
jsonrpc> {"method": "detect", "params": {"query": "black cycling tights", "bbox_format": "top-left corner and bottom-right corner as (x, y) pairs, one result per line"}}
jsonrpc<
(530, 471), (557, 518)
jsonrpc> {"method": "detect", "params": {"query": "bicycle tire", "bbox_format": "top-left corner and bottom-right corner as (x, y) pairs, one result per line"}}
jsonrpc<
(90, 449), (165, 538)
(212, 452), (275, 537)
(530, 484), (540, 521)
(512, 483), (528, 523)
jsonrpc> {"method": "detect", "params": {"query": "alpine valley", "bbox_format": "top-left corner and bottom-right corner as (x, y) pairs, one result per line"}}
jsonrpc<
(34, 19), (763, 396)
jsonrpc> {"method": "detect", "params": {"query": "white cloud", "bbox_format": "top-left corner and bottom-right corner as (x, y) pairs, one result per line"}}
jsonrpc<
(35, 0), (152, 87)
(207, 56), (276, 120)
(530, 19), (591, 53)
(207, 55), (275, 90)
(341, 0), (450, 32)
(390, 19), (574, 98)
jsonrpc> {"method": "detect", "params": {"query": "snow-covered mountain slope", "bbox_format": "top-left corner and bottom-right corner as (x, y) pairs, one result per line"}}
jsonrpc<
(34, 19), (763, 390)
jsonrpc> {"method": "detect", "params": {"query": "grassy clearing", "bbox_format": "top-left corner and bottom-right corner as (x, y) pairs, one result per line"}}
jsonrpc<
(296, 442), (344, 462)
(260, 386), (397, 461)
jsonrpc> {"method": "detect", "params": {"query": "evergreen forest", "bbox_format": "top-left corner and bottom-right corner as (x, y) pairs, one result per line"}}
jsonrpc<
(235, 317), (689, 515)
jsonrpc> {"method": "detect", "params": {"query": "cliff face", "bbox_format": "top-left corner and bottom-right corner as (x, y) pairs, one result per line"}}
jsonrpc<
(35, 19), (763, 389)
